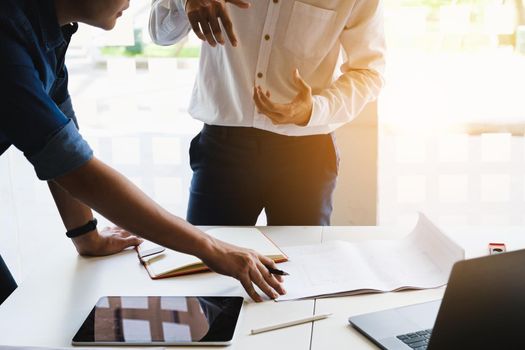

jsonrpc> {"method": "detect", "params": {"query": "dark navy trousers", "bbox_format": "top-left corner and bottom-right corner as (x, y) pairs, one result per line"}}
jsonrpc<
(186, 125), (339, 226)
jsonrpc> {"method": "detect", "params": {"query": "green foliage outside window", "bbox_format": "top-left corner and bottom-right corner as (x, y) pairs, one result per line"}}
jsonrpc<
(101, 29), (201, 58)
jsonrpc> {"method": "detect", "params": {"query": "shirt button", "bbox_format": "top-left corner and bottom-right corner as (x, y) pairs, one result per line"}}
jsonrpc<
(264, 34), (270, 41)
(257, 72), (263, 78)
(273, 0), (278, 3)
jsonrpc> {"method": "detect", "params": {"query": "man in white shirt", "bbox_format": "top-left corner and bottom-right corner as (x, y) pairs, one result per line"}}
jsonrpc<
(150, 0), (385, 225)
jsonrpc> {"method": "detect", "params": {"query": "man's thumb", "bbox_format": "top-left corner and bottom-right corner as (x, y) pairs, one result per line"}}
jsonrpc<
(293, 69), (310, 93)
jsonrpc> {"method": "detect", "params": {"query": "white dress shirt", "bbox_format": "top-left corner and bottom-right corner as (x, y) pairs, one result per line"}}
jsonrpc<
(150, 0), (386, 136)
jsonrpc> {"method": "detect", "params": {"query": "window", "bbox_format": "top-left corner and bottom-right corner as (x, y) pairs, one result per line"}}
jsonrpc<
(379, 0), (525, 226)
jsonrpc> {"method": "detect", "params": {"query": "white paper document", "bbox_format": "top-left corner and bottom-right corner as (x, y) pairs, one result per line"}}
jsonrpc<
(276, 213), (465, 301)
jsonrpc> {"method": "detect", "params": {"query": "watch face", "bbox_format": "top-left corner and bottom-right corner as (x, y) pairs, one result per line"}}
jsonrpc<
(72, 296), (243, 345)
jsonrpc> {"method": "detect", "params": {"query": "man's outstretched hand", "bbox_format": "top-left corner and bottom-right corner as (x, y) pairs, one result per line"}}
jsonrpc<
(186, 0), (250, 47)
(200, 239), (286, 302)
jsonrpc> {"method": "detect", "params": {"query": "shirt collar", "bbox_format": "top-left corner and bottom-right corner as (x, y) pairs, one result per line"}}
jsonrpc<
(38, 0), (78, 52)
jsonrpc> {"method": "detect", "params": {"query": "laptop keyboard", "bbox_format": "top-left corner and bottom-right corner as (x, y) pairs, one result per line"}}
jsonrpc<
(396, 329), (433, 349)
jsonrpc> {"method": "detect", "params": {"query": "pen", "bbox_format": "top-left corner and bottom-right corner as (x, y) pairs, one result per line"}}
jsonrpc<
(138, 246), (165, 259)
(250, 313), (332, 335)
(267, 267), (289, 276)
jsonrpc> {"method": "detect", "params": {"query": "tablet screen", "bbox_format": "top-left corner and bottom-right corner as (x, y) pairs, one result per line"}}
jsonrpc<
(72, 296), (243, 345)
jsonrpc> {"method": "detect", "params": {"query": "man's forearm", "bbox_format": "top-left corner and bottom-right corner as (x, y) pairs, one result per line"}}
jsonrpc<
(53, 157), (215, 259)
(53, 157), (285, 302)
(48, 181), (93, 231)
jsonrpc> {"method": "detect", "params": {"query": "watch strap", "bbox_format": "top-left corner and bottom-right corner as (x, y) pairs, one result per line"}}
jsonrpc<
(66, 218), (97, 238)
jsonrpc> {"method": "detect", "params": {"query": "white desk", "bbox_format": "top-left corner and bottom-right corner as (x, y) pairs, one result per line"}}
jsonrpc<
(1, 225), (524, 349)
(312, 225), (525, 350)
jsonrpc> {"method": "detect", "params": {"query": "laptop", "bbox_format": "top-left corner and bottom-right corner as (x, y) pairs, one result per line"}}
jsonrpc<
(349, 248), (525, 349)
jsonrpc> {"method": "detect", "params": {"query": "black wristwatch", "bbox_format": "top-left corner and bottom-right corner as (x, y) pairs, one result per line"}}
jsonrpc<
(66, 218), (98, 238)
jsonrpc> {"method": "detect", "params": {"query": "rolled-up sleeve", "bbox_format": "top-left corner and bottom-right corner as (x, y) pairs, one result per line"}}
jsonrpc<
(52, 66), (81, 129)
(28, 119), (92, 180)
(57, 95), (80, 129)
(149, 0), (192, 45)
(0, 38), (93, 181)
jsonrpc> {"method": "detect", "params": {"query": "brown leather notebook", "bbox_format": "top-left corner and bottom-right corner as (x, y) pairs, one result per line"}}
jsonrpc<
(136, 227), (288, 279)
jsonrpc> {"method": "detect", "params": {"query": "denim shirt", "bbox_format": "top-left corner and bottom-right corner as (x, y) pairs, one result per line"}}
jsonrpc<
(0, 0), (93, 180)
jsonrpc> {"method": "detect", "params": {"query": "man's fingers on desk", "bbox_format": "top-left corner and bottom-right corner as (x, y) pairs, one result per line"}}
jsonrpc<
(249, 268), (280, 300)
(256, 261), (286, 294)
(259, 255), (284, 283)
(105, 226), (132, 237)
(239, 275), (263, 303)
(104, 227), (143, 248)
(75, 227), (143, 257)
(108, 236), (143, 254)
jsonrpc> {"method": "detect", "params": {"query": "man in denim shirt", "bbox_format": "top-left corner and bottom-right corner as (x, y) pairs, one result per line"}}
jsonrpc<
(0, 0), (285, 305)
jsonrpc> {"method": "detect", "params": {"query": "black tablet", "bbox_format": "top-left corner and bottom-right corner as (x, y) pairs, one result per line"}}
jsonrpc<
(72, 296), (244, 346)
